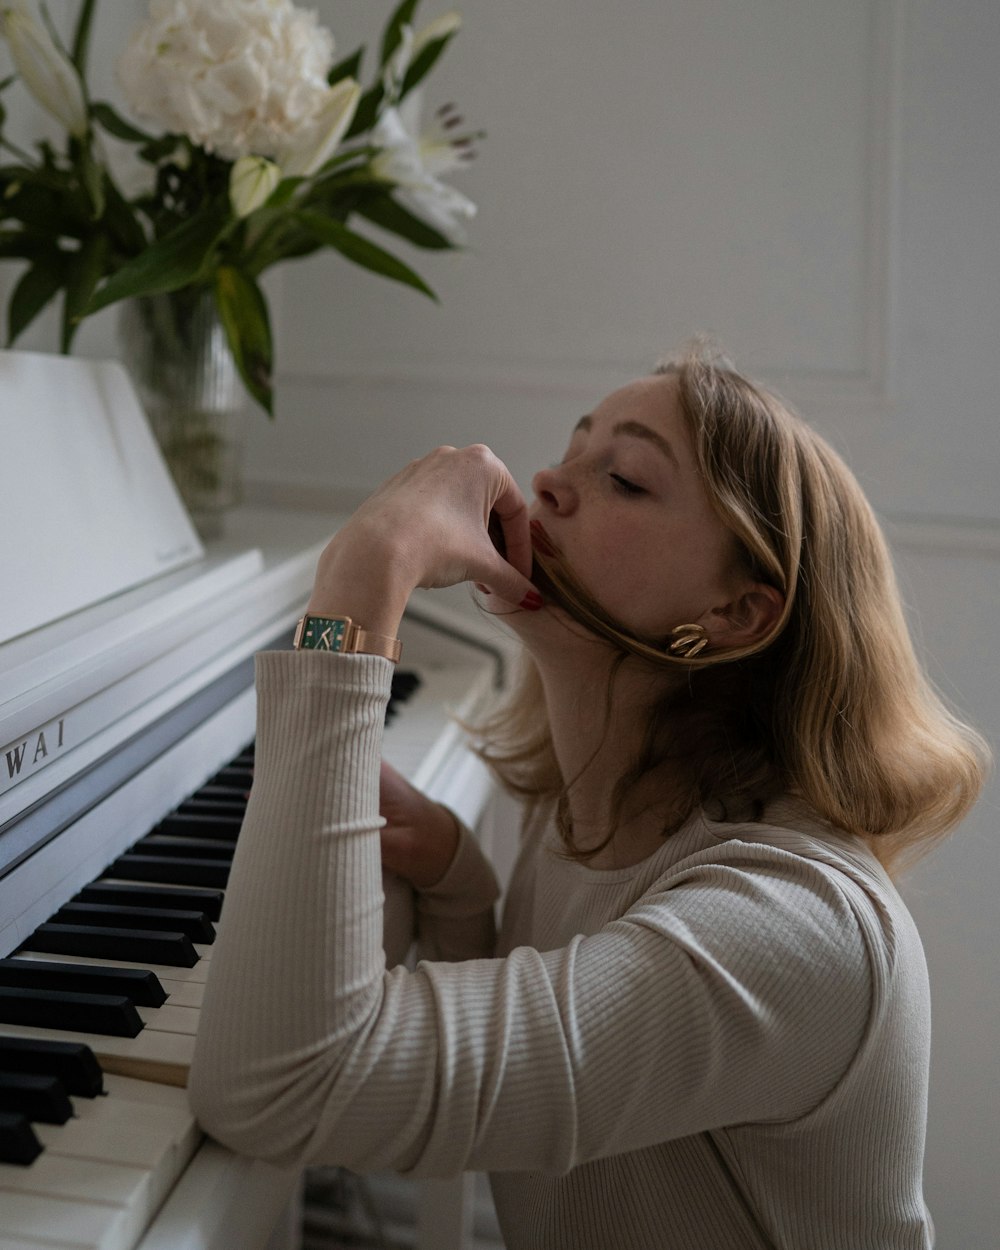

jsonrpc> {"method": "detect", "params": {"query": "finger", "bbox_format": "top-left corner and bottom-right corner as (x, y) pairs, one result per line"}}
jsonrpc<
(489, 475), (533, 581)
(476, 549), (543, 610)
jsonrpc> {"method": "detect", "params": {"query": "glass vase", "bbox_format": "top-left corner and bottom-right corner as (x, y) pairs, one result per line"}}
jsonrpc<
(118, 289), (248, 540)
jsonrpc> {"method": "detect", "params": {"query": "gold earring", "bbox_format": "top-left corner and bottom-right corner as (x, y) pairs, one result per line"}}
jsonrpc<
(668, 623), (709, 658)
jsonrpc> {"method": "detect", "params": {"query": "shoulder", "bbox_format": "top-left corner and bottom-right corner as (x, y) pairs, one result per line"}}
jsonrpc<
(630, 798), (928, 1013)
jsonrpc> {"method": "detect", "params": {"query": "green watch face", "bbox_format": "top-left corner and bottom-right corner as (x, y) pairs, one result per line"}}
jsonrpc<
(302, 616), (348, 651)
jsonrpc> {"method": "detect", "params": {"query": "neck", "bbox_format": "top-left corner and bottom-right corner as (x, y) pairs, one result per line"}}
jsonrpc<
(532, 634), (690, 868)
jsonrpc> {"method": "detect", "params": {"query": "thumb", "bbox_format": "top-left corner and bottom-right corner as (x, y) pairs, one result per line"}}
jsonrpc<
(478, 551), (543, 611)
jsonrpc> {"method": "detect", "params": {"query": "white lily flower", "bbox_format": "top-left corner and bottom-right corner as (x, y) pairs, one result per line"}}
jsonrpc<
(372, 91), (477, 242)
(383, 11), (461, 102)
(273, 78), (361, 178)
(0, 0), (88, 137)
(229, 155), (281, 218)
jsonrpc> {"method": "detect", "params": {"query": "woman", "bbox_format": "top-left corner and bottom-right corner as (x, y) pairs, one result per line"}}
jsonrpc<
(190, 346), (988, 1249)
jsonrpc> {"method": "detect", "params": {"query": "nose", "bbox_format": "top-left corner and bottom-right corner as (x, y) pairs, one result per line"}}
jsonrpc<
(531, 463), (577, 514)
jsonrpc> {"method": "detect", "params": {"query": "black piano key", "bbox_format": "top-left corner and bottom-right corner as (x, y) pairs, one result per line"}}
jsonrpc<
(51, 903), (215, 945)
(132, 835), (236, 861)
(25, 923), (199, 968)
(154, 813), (242, 839)
(0, 1070), (73, 1124)
(387, 669), (422, 723)
(176, 798), (247, 818)
(0, 1109), (42, 1166)
(0, 986), (143, 1037)
(208, 766), (253, 787)
(0, 958), (166, 1008)
(0, 1036), (104, 1097)
(194, 783), (250, 802)
(391, 670), (421, 700)
(106, 854), (230, 889)
(78, 881), (224, 922)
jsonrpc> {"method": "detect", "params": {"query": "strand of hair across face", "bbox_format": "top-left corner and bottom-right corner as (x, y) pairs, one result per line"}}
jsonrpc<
(529, 542), (765, 668)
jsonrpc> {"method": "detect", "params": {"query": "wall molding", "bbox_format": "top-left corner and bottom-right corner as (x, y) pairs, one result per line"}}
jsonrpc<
(276, 0), (906, 423)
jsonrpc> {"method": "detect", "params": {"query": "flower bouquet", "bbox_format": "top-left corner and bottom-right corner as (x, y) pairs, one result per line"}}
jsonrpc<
(0, 0), (480, 418)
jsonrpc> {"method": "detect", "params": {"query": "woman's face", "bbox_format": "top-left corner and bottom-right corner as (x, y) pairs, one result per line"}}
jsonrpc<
(526, 373), (744, 642)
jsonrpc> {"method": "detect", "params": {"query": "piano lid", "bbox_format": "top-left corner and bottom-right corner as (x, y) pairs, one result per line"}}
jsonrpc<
(0, 349), (203, 646)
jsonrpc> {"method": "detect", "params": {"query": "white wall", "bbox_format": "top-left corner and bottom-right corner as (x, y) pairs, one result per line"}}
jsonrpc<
(3, 1), (998, 1243)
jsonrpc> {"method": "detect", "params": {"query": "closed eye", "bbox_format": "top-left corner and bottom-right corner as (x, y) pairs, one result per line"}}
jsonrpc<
(610, 473), (645, 496)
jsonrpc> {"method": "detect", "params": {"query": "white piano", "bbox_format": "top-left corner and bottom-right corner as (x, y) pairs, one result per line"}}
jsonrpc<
(0, 351), (510, 1249)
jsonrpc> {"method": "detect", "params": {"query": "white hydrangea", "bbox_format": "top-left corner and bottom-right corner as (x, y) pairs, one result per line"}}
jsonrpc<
(118, 0), (347, 169)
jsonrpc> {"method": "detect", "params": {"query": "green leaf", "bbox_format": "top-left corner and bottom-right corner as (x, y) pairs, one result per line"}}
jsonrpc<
(380, 0), (420, 67)
(0, 231), (44, 261)
(3, 180), (89, 238)
(71, 0), (98, 77)
(328, 46), (364, 86)
(352, 192), (453, 250)
(84, 205), (230, 316)
(90, 100), (154, 144)
(294, 209), (437, 300)
(7, 250), (67, 346)
(139, 134), (183, 164)
(401, 33), (455, 97)
(78, 143), (105, 219)
(213, 267), (273, 415)
(344, 82), (385, 141)
(62, 233), (108, 351)
(102, 175), (148, 255)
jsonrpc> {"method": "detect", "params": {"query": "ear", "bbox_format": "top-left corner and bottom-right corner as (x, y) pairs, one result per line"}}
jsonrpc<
(707, 583), (785, 650)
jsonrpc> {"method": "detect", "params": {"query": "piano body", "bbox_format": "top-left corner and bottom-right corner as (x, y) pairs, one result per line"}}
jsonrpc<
(0, 351), (509, 1249)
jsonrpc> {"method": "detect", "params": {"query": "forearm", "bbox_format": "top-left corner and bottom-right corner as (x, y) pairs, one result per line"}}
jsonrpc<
(189, 651), (391, 1147)
(415, 820), (501, 961)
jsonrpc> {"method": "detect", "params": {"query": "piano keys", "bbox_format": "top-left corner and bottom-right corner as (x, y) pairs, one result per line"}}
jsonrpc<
(0, 632), (499, 1079)
(2, 347), (511, 1250)
(1, 1066), (200, 1249)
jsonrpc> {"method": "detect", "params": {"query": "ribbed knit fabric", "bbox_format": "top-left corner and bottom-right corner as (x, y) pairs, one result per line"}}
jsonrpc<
(189, 652), (934, 1250)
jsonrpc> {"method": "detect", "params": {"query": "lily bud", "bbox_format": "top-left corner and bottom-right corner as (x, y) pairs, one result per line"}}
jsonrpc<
(0, 0), (88, 138)
(229, 155), (281, 218)
(277, 77), (361, 178)
(412, 11), (461, 58)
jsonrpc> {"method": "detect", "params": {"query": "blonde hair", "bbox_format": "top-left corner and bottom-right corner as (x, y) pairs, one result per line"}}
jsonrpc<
(475, 344), (991, 876)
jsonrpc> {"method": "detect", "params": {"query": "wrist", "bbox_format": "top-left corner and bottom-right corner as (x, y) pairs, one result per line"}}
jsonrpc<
(307, 528), (414, 640)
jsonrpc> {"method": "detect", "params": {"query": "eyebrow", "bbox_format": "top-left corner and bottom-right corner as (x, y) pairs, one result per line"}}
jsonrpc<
(574, 414), (680, 468)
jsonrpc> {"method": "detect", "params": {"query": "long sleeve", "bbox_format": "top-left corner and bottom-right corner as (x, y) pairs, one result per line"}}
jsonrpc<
(189, 650), (876, 1179)
(414, 818), (500, 962)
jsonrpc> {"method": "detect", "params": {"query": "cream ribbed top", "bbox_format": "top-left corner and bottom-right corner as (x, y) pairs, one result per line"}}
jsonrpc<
(189, 652), (934, 1249)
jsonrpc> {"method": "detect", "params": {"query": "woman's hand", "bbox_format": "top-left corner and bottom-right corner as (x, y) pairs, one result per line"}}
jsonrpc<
(379, 760), (461, 890)
(306, 445), (540, 638)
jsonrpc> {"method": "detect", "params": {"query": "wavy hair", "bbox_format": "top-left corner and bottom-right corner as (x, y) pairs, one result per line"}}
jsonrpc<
(474, 344), (990, 876)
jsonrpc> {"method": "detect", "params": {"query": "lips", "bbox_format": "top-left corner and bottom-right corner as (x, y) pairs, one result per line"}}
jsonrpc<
(529, 518), (558, 557)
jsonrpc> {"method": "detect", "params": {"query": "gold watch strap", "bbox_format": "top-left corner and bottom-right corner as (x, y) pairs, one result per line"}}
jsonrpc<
(293, 614), (402, 663)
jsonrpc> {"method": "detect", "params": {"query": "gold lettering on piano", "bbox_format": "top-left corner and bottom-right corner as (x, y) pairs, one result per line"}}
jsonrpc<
(1, 716), (68, 794)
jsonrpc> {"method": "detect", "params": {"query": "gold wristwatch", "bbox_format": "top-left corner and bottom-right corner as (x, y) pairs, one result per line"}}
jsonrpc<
(293, 614), (402, 663)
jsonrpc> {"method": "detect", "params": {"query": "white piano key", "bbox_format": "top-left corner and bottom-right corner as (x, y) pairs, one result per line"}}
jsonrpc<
(0, 1194), (124, 1247)
(157, 978), (204, 1008)
(0, 1021), (195, 1087)
(134, 1003), (200, 1036)
(0, 1152), (151, 1205)
(0, 1079), (199, 1250)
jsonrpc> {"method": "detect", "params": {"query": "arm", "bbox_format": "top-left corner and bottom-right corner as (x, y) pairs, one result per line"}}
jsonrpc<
(189, 651), (872, 1176)
(188, 446), (870, 1175)
(380, 759), (500, 963)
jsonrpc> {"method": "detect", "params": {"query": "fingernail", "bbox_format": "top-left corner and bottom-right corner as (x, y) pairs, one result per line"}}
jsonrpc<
(520, 590), (544, 611)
